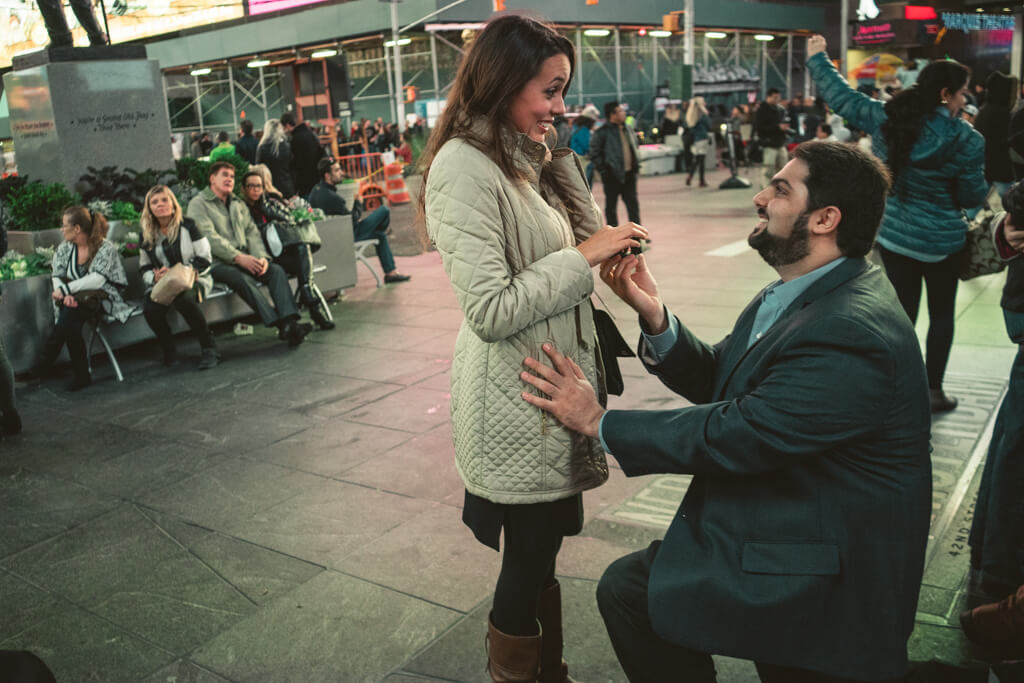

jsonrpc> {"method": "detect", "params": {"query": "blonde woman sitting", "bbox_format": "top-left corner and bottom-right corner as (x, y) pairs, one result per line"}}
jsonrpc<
(139, 185), (219, 370)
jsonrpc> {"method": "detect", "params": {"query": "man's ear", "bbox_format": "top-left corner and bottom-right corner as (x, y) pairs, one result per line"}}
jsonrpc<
(811, 206), (841, 235)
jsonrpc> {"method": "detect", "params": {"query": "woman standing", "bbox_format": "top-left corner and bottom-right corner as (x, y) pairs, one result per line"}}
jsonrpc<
(255, 119), (296, 198)
(139, 185), (219, 370)
(422, 15), (647, 682)
(684, 96), (712, 187)
(242, 166), (334, 330)
(37, 207), (131, 391)
(569, 105), (600, 188)
(807, 35), (987, 413)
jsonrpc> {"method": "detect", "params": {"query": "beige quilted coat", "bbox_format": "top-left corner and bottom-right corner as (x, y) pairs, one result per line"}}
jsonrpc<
(426, 123), (610, 504)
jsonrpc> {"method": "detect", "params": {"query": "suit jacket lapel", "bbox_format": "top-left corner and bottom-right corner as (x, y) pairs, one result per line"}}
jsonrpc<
(713, 257), (872, 400)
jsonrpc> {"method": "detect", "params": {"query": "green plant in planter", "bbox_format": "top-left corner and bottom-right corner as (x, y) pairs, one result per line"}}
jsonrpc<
(77, 166), (176, 210)
(108, 201), (141, 224)
(4, 182), (81, 232)
(115, 231), (141, 258)
(0, 246), (53, 281)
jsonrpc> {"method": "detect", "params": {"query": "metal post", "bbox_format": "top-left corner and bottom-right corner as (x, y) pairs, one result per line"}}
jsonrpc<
(734, 30), (740, 67)
(384, 44), (397, 124)
(614, 27), (622, 103)
(761, 38), (767, 99)
(683, 0), (695, 68)
(1013, 12), (1023, 80)
(194, 74), (204, 132)
(430, 32), (440, 100)
(804, 36), (812, 97)
(576, 27), (584, 106)
(652, 34), (658, 97)
(840, 0), (849, 83)
(703, 33), (708, 71)
(259, 66), (269, 121)
(228, 66), (238, 128)
(391, 0), (406, 130)
(786, 35), (792, 99)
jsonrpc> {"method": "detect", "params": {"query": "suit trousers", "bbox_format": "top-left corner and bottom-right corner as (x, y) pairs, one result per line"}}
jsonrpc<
(209, 262), (297, 327)
(596, 541), (906, 683)
(602, 169), (641, 227)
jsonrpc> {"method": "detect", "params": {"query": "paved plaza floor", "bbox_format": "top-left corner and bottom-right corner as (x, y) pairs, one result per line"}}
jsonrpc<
(0, 164), (1017, 682)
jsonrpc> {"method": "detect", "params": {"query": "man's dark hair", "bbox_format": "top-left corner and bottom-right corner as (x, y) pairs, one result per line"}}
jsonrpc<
(280, 112), (297, 127)
(208, 161), (235, 177)
(604, 101), (620, 119)
(792, 141), (892, 258)
(766, 88), (780, 98)
(317, 157), (337, 178)
(241, 120), (253, 135)
(216, 131), (229, 143)
(818, 123), (832, 136)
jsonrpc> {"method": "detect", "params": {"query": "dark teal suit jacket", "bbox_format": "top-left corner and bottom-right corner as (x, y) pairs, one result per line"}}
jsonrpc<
(603, 257), (932, 680)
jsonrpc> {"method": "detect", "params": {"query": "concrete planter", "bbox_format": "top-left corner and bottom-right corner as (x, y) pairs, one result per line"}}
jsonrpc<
(6, 228), (62, 255)
(107, 221), (141, 243)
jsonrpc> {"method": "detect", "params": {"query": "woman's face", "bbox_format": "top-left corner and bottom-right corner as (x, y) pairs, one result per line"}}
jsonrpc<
(508, 53), (571, 143)
(149, 192), (175, 221)
(944, 83), (969, 115)
(243, 176), (264, 204)
(61, 214), (83, 244)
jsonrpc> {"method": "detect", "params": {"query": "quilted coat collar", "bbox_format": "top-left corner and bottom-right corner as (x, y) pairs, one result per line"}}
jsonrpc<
(468, 117), (549, 187)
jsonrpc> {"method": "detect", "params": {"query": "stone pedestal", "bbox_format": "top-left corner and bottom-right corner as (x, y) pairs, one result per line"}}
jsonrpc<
(3, 46), (173, 191)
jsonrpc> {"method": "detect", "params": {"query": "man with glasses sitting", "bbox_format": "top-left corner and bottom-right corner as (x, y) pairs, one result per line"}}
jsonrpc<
(307, 158), (411, 284)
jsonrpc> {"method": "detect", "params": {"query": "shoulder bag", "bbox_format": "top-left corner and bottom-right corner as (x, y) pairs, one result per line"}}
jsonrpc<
(150, 263), (196, 305)
(957, 208), (1007, 281)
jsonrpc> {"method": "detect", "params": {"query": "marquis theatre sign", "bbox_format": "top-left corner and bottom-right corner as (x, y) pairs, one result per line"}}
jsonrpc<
(852, 18), (940, 47)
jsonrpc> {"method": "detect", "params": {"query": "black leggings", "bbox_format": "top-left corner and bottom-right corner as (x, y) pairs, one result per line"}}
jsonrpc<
(878, 246), (959, 390)
(492, 532), (562, 637)
(142, 288), (213, 350)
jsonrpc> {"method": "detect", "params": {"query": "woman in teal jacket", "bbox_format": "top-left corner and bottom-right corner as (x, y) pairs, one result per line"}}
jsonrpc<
(807, 35), (987, 413)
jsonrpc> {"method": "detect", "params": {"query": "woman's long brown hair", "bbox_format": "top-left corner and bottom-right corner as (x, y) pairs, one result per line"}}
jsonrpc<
(417, 14), (574, 216)
(63, 205), (109, 261)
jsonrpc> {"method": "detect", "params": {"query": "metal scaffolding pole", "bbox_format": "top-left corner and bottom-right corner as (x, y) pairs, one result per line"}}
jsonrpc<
(786, 36), (792, 98)
(430, 33), (440, 100)
(576, 27), (584, 106)
(614, 27), (622, 103)
(761, 39), (767, 99)
(194, 74), (204, 132)
(804, 36), (812, 97)
(703, 33), (708, 70)
(259, 66), (269, 120)
(384, 44), (397, 124)
(734, 31), (740, 67)
(390, 0), (406, 131)
(1013, 13), (1023, 80)
(840, 0), (848, 83)
(228, 67), (238, 125)
(652, 35), (658, 93)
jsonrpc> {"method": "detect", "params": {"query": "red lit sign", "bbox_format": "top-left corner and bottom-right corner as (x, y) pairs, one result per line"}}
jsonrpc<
(904, 6), (937, 21)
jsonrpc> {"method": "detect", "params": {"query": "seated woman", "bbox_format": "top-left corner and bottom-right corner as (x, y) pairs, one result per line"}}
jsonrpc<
(139, 185), (219, 370)
(242, 166), (335, 330)
(37, 206), (131, 391)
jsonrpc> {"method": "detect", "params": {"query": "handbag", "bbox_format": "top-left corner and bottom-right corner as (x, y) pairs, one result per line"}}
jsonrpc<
(71, 289), (109, 317)
(957, 208), (1007, 281)
(263, 221), (304, 258)
(150, 263), (196, 305)
(592, 304), (636, 397)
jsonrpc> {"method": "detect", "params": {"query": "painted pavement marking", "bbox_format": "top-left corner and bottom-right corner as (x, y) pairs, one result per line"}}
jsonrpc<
(705, 240), (751, 258)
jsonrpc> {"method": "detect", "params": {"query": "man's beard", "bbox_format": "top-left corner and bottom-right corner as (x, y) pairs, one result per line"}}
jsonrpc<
(748, 210), (812, 267)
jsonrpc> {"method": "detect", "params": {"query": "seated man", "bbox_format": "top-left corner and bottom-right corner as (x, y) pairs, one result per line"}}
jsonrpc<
(307, 158), (410, 283)
(187, 162), (311, 346)
(521, 141), (933, 682)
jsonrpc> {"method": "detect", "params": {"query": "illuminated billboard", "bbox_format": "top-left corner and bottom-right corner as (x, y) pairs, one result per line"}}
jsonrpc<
(2, 0), (245, 68)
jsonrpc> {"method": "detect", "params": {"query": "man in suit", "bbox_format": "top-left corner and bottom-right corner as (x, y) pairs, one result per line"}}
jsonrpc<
(590, 101), (641, 226)
(521, 141), (932, 682)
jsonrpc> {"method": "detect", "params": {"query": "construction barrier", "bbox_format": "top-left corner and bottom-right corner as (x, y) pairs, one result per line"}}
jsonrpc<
(384, 162), (411, 205)
(334, 150), (387, 210)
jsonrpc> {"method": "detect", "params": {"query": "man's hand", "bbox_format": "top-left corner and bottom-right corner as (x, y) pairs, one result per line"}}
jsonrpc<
(256, 257), (270, 276)
(599, 254), (667, 334)
(234, 253), (263, 276)
(521, 344), (605, 438)
(807, 34), (827, 57)
(1005, 213), (1024, 253)
(153, 266), (169, 283)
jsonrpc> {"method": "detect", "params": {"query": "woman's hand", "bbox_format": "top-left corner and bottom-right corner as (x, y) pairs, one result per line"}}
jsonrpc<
(600, 253), (667, 333)
(51, 290), (63, 302)
(62, 294), (78, 308)
(577, 223), (649, 267)
(153, 266), (169, 283)
(807, 34), (827, 58)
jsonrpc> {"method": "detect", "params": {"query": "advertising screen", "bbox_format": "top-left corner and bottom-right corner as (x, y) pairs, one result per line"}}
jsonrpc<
(2, 0), (245, 68)
(246, 0), (329, 16)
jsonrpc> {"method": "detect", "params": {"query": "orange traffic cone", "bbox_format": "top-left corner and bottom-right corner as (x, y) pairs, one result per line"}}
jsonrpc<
(385, 162), (411, 205)
(358, 181), (386, 212)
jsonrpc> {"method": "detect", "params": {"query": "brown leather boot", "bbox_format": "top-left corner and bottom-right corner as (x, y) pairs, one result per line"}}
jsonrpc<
(486, 613), (541, 683)
(537, 581), (577, 683)
(959, 583), (1024, 659)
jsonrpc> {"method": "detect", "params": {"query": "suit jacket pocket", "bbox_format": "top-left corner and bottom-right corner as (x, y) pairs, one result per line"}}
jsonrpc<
(741, 542), (840, 576)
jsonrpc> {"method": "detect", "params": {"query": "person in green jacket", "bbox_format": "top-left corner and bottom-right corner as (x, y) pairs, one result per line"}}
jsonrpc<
(208, 132), (237, 163)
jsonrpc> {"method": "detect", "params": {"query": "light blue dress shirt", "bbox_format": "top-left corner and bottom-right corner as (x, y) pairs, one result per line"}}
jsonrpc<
(597, 257), (848, 452)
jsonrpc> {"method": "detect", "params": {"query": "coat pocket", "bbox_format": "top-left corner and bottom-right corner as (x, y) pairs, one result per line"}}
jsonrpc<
(741, 542), (840, 576)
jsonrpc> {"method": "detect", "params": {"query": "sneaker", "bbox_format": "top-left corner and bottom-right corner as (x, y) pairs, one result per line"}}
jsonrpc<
(384, 273), (411, 284)
(198, 347), (220, 371)
(0, 409), (22, 437)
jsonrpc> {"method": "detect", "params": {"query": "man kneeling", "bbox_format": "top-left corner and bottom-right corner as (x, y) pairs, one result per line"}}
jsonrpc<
(188, 162), (311, 346)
